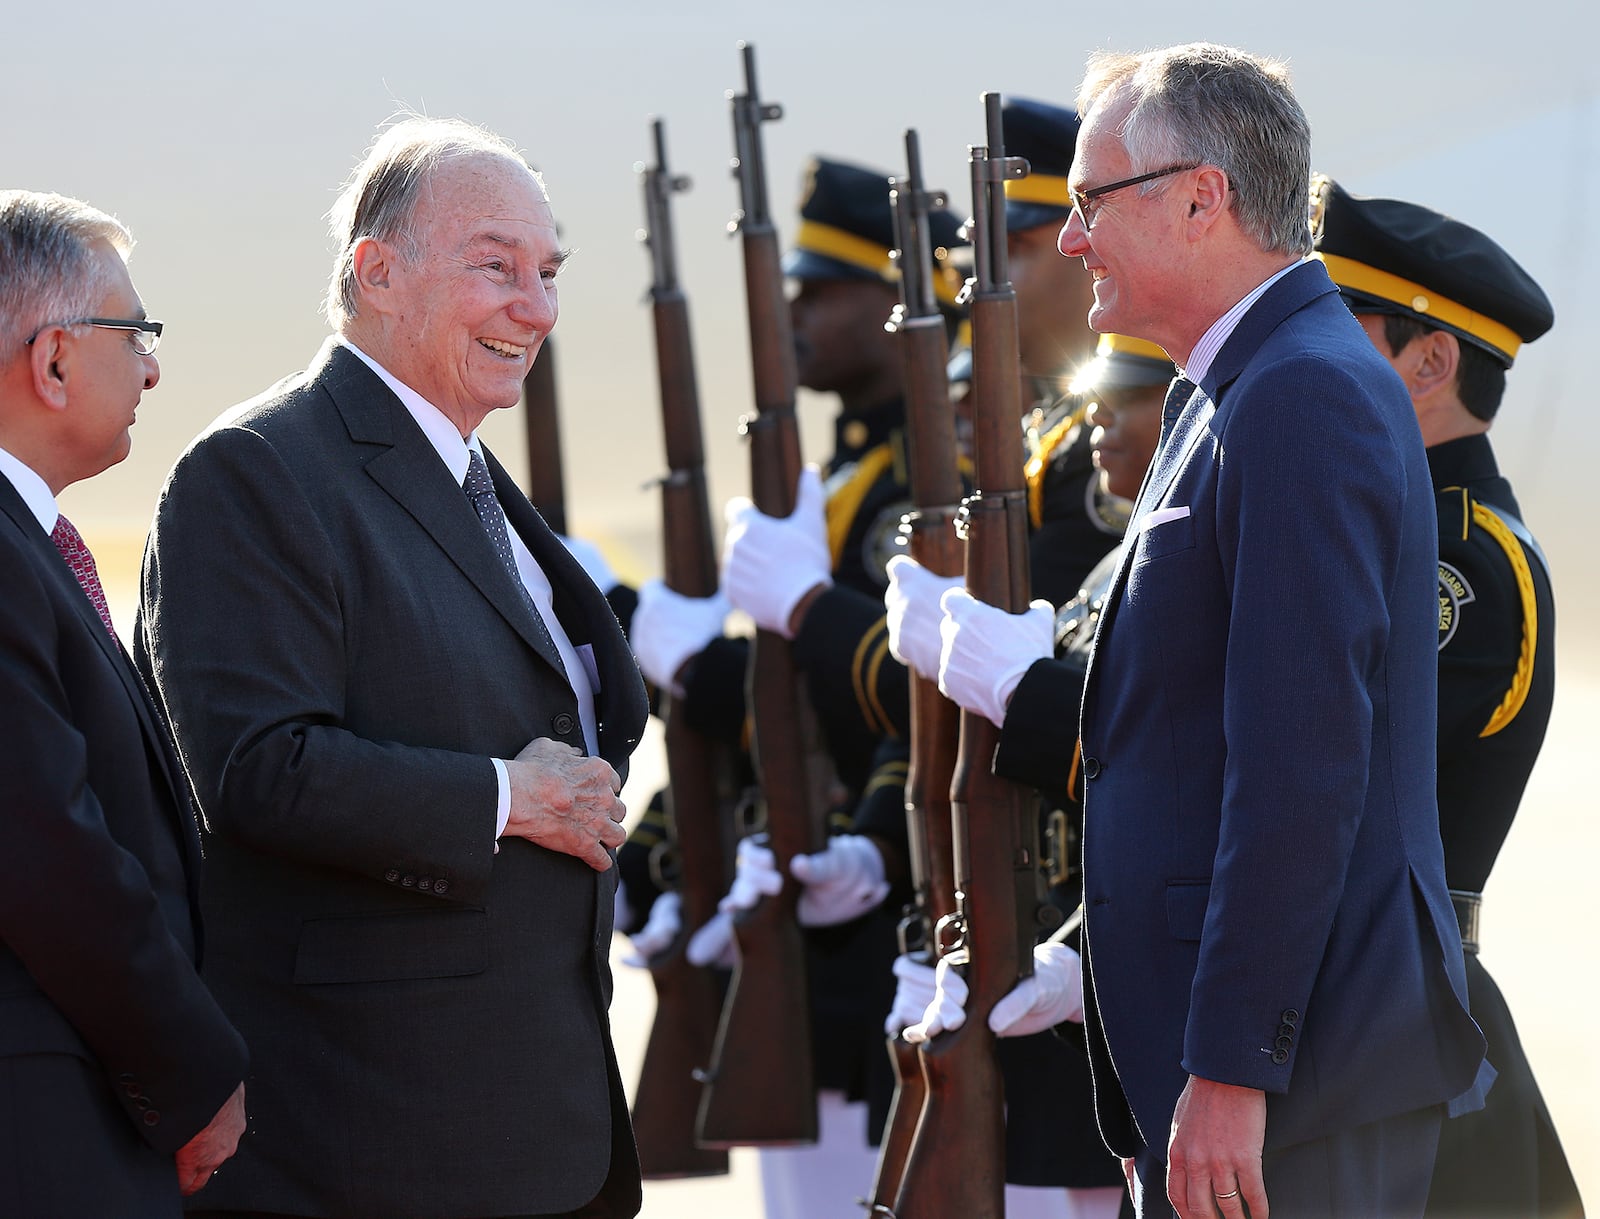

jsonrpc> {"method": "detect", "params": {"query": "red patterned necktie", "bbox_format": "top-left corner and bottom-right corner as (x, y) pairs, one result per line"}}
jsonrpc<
(51, 513), (118, 640)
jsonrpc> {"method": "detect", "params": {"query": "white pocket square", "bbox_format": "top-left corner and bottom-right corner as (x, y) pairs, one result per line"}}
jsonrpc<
(1136, 504), (1191, 533)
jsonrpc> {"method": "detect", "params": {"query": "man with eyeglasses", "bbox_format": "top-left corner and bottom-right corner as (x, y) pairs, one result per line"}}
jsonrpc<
(136, 118), (650, 1219)
(1045, 44), (1488, 1218)
(0, 189), (248, 1215)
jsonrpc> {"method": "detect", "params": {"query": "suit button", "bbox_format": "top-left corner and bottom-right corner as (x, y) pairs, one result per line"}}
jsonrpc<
(433, 879), (449, 895)
(401, 874), (416, 888)
(1281, 1009), (1299, 1025)
(143, 1110), (161, 1126)
(1275, 1035), (1293, 1050)
(552, 712), (576, 736)
(134, 1094), (149, 1109)
(1271, 1049), (1289, 1065)
(417, 877), (433, 892)
(125, 1083), (141, 1098)
(1279, 1022), (1296, 1038)
(385, 869), (401, 883)
(1082, 756), (1102, 780)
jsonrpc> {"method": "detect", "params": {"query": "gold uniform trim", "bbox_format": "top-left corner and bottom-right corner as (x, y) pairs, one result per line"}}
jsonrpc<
(1312, 251), (1522, 362)
(1025, 401), (1089, 529)
(825, 444), (898, 565)
(850, 617), (895, 738)
(1471, 501), (1538, 737)
(1004, 173), (1071, 208)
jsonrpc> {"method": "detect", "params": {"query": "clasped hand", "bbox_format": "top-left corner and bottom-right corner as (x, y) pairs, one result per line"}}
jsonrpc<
(503, 737), (625, 872)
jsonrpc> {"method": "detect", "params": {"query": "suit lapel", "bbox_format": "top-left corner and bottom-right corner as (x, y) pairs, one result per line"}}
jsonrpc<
(318, 344), (569, 676)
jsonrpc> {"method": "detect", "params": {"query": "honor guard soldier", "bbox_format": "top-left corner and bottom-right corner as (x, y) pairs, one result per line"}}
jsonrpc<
(1311, 176), (1582, 1218)
(623, 155), (966, 1219)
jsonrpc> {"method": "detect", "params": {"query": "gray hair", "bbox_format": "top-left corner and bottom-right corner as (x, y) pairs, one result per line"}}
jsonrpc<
(1077, 43), (1313, 257)
(325, 114), (539, 328)
(0, 190), (133, 357)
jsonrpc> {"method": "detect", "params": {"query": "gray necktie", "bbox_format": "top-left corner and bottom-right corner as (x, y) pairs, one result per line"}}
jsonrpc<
(1159, 375), (1197, 448)
(463, 448), (566, 676)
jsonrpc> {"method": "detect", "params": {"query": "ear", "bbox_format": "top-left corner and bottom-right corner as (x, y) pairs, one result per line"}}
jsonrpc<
(350, 237), (397, 313)
(1184, 166), (1232, 237)
(26, 326), (72, 412)
(1407, 328), (1460, 399)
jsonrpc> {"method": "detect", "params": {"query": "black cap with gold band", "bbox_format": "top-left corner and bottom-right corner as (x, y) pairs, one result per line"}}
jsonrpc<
(784, 156), (966, 309)
(1309, 174), (1553, 368)
(1069, 333), (1175, 395)
(999, 97), (1080, 233)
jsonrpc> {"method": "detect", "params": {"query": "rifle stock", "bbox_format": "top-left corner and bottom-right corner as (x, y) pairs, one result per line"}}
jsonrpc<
(520, 337), (566, 535)
(630, 118), (733, 1179)
(867, 130), (965, 1216)
(695, 42), (825, 1149)
(894, 93), (1059, 1219)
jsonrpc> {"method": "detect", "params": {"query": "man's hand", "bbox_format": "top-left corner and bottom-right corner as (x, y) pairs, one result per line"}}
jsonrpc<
(884, 954), (939, 1038)
(936, 590), (1056, 727)
(630, 580), (731, 695)
(621, 889), (681, 968)
(175, 1082), (245, 1196)
(987, 942), (1085, 1035)
(504, 738), (626, 872)
(902, 954), (969, 1043)
(790, 835), (890, 926)
(1166, 1075), (1268, 1219)
(884, 555), (963, 681)
(720, 464), (833, 638)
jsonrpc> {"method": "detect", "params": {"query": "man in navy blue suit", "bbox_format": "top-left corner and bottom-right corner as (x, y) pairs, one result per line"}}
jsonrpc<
(1048, 45), (1489, 1218)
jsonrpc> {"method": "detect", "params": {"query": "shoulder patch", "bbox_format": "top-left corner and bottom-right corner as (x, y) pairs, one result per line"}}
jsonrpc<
(1438, 561), (1475, 651)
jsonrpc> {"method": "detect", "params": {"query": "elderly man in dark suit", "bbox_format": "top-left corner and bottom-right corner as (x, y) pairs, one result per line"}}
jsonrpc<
(137, 118), (649, 1219)
(0, 189), (247, 1216)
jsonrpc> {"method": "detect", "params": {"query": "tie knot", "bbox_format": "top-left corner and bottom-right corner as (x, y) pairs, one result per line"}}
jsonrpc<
(463, 448), (495, 498)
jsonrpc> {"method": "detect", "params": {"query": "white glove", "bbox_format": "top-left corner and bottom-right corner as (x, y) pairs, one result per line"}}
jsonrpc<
(937, 590), (1056, 727)
(720, 465), (832, 638)
(988, 942), (1085, 1035)
(884, 954), (939, 1037)
(903, 953), (969, 1043)
(790, 835), (891, 927)
(685, 910), (736, 969)
(884, 554), (965, 681)
(685, 836), (783, 969)
(630, 579), (731, 695)
(621, 890), (682, 968)
(558, 533), (620, 594)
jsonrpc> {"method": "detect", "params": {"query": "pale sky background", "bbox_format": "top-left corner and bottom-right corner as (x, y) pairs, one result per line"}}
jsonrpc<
(6, 2), (1595, 1210)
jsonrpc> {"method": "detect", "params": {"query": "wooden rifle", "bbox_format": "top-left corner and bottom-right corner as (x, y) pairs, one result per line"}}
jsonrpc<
(629, 117), (736, 1179)
(694, 41), (826, 1148)
(866, 128), (965, 1217)
(892, 92), (1061, 1219)
(520, 334), (566, 534)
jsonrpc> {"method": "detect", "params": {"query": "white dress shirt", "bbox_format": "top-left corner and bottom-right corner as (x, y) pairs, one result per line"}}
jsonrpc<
(1182, 258), (1305, 385)
(0, 444), (59, 535)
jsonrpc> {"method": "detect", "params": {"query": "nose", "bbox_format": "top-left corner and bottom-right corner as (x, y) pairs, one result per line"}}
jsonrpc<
(142, 352), (160, 391)
(510, 275), (558, 335)
(1058, 212), (1089, 258)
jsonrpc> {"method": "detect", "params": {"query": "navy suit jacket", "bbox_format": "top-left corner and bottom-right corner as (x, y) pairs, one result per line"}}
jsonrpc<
(0, 476), (246, 1215)
(137, 341), (649, 1217)
(1076, 261), (1486, 1157)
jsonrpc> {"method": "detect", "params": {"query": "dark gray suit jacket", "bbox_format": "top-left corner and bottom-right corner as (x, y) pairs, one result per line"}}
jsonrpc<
(1, 476), (246, 1216)
(137, 340), (649, 1217)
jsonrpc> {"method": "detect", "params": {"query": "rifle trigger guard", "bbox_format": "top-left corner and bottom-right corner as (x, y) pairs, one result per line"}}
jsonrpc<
(934, 910), (966, 955)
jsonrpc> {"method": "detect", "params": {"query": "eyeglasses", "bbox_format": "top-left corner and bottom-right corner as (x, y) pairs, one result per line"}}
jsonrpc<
(24, 317), (164, 355)
(1068, 163), (1200, 230)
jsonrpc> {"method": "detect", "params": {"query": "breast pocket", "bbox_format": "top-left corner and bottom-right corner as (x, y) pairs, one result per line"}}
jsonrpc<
(1134, 507), (1195, 563)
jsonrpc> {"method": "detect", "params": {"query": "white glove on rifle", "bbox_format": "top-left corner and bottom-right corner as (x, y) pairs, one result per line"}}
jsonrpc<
(884, 954), (939, 1037)
(621, 890), (682, 969)
(902, 953), (968, 1043)
(988, 942), (1085, 1035)
(558, 533), (620, 595)
(630, 579), (731, 696)
(937, 590), (1055, 727)
(790, 835), (891, 927)
(884, 554), (965, 682)
(720, 465), (832, 638)
(685, 836), (783, 969)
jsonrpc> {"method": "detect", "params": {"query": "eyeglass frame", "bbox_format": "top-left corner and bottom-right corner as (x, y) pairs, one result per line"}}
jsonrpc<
(24, 317), (164, 355)
(1068, 163), (1201, 230)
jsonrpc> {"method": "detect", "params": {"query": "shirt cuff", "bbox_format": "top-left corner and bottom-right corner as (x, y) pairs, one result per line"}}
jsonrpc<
(491, 757), (512, 847)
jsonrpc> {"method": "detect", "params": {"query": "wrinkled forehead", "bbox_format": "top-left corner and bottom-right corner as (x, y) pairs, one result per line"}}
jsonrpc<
(415, 154), (554, 244)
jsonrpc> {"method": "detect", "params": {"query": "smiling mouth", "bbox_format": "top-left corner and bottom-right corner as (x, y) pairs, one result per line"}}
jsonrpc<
(479, 338), (527, 360)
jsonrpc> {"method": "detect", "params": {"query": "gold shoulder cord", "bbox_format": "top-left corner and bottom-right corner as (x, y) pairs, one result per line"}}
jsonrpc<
(825, 444), (897, 566)
(1024, 401), (1089, 529)
(1471, 502), (1538, 738)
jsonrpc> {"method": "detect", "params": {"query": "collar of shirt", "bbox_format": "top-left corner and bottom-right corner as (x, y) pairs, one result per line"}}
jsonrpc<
(336, 336), (483, 483)
(1181, 257), (1306, 386)
(0, 443), (59, 534)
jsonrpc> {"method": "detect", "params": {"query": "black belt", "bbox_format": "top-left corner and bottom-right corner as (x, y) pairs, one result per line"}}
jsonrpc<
(1449, 889), (1481, 955)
